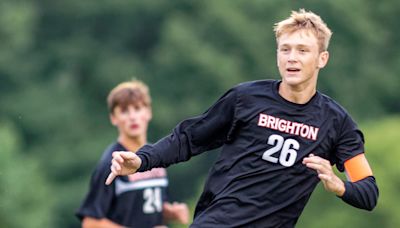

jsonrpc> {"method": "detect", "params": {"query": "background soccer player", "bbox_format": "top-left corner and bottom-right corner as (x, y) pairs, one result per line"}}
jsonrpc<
(76, 80), (189, 228)
(105, 9), (378, 227)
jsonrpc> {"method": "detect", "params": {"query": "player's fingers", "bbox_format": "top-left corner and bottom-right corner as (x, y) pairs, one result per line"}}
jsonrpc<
(306, 163), (332, 176)
(318, 158), (331, 167)
(112, 159), (122, 171)
(318, 173), (332, 182)
(304, 162), (323, 171)
(105, 172), (116, 185)
(303, 155), (323, 163)
(111, 164), (119, 175)
(302, 155), (319, 164)
(120, 151), (136, 160)
(315, 158), (332, 171)
(180, 216), (189, 224)
(181, 205), (190, 224)
(112, 152), (125, 163)
(303, 156), (330, 169)
(308, 161), (332, 175)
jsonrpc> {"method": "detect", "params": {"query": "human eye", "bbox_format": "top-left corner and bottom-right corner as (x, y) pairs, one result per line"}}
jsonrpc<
(279, 47), (289, 52)
(298, 47), (309, 53)
(119, 106), (129, 114)
(133, 104), (145, 111)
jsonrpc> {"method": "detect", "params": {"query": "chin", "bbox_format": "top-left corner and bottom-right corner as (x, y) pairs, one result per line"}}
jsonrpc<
(125, 129), (141, 138)
(283, 77), (303, 86)
(129, 131), (142, 137)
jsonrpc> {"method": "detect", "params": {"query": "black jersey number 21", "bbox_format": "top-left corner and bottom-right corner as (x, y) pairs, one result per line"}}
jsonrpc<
(262, 134), (300, 167)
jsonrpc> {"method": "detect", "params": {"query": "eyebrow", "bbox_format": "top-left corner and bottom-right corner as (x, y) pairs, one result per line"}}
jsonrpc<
(279, 43), (312, 48)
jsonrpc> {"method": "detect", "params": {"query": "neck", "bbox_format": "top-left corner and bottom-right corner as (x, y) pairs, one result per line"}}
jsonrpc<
(117, 134), (146, 152)
(279, 80), (317, 104)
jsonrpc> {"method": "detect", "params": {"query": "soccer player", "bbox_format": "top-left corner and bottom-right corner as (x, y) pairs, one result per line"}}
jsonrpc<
(105, 9), (379, 227)
(76, 80), (189, 228)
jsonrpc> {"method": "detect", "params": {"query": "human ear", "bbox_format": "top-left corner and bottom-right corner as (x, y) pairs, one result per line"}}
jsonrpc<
(110, 113), (118, 126)
(318, 51), (329, 68)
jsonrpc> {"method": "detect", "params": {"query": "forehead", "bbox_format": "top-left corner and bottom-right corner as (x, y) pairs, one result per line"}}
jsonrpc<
(277, 30), (319, 47)
(115, 102), (148, 110)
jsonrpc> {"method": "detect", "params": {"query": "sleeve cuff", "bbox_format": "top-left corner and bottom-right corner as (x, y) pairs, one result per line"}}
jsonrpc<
(339, 181), (353, 201)
(136, 152), (148, 172)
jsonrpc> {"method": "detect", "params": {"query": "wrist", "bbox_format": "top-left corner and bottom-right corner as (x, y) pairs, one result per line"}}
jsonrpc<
(335, 179), (346, 197)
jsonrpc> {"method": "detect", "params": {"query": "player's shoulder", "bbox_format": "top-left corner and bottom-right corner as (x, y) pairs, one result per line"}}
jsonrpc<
(232, 79), (276, 95)
(235, 79), (275, 89)
(318, 92), (352, 118)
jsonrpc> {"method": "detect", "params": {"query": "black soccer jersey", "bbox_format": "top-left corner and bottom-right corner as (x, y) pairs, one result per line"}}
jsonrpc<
(137, 80), (366, 227)
(76, 142), (169, 228)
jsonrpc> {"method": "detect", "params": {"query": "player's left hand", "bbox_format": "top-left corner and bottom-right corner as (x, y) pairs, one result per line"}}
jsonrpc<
(302, 154), (345, 196)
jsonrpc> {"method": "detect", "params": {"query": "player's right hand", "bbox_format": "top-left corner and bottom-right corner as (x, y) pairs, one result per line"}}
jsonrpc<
(105, 151), (142, 185)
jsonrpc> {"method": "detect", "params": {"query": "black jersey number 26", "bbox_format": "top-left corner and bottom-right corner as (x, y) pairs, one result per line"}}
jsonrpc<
(262, 134), (300, 167)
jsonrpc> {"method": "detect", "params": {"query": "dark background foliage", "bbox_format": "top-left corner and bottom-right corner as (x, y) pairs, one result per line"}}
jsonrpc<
(0, 1), (399, 227)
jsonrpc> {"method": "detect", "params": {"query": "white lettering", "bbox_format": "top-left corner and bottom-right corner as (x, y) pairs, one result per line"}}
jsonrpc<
(257, 113), (319, 141)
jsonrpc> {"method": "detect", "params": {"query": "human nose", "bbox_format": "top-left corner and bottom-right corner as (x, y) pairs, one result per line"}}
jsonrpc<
(127, 108), (138, 119)
(288, 50), (298, 62)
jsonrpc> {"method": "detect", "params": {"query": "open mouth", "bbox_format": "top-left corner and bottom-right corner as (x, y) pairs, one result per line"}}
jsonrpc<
(287, 68), (300, 72)
(130, 124), (139, 129)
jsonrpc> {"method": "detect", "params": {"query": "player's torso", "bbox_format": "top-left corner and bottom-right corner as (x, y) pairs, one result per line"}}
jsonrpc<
(234, 94), (335, 170)
(111, 167), (168, 228)
(195, 81), (342, 227)
(217, 81), (338, 179)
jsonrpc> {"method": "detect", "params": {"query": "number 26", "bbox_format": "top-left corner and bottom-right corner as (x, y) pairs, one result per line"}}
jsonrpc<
(262, 134), (299, 167)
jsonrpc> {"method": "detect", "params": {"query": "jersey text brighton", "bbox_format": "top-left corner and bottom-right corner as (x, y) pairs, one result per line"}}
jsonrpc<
(258, 113), (319, 141)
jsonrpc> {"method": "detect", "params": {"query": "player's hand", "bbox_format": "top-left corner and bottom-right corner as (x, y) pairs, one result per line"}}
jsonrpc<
(105, 151), (142, 185)
(162, 202), (190, 224)
(302, 154), (345, 196)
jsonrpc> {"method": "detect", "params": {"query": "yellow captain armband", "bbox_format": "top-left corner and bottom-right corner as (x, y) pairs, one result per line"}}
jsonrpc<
(344, 153), (373, 182)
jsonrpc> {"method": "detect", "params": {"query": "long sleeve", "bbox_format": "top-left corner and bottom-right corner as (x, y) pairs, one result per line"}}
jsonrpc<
(137, 88), (238, 172)
(340, 176), (379, 211)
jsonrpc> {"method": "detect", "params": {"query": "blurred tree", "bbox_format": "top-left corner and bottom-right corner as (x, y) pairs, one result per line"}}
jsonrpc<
(0, 0), (399, 227)
(0, 120), (53, 228)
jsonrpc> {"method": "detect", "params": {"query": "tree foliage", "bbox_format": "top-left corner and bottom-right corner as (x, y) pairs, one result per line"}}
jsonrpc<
(0, 0), (398, 227)
(0, 121), (53, 228)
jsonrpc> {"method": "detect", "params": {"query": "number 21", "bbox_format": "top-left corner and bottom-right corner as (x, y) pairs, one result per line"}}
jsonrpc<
(262, 134), (300, 167)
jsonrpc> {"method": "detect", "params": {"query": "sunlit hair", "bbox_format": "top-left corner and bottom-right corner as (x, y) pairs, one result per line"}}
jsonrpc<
(274, 9), (333, 52)
(107, 80), (151, 114)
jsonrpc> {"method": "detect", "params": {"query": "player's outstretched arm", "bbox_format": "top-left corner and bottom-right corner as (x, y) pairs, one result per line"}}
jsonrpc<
(105, 151), (142, 185)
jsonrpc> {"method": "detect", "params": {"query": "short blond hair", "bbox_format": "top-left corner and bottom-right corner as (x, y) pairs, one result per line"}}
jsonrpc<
(107, 80), (151, 113)
(274, 9), (332, 52)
